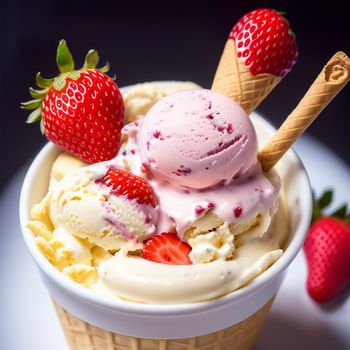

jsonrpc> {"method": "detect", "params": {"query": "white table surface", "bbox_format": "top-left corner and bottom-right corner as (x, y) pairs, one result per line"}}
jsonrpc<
(0, 134), (349, 350)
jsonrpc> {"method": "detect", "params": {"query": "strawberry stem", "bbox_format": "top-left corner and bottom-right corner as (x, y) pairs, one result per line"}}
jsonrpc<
(312, 208), (322, 223)
(56, 39), (75, 73)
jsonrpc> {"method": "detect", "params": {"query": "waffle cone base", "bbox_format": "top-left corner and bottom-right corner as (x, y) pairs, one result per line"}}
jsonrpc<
(212, 39), (280, 115)
(53, 297), (274, 350)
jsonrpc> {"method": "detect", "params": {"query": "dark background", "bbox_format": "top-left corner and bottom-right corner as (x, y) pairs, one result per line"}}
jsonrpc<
(1, 0), (349, 192)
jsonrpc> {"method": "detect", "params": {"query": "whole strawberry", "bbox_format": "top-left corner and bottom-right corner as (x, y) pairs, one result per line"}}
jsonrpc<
(21, 40), (124, 163)
(304, 190), (350, 303)
(230, 8), (298, 77)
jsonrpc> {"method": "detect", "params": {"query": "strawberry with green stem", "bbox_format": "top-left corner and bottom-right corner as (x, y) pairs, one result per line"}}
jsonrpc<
(304, 190), (350, 303)
(21, 40), (124, 163)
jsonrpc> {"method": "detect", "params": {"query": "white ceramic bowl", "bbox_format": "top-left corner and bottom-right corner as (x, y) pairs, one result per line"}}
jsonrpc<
(19, 86), (312, 339)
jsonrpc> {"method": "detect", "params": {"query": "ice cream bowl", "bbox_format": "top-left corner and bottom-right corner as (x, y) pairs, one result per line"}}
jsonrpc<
(19, 102), (312, 349)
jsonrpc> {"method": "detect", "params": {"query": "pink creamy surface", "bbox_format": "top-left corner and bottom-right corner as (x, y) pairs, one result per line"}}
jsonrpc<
(117, 118), (278, 239)
(137, 89), (258, 189)
(152, 163), (278, 237)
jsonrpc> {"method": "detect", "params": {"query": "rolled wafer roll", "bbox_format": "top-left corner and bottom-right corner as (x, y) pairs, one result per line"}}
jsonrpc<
(212, 9), (298, 115)
(259, 51), (350, 172)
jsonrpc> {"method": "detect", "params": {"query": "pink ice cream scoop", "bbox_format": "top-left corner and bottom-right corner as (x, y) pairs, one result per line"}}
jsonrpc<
(137, 89), (258, 189)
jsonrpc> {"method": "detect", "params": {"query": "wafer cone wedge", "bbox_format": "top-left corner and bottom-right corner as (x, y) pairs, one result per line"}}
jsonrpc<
(52, 297), (274, 350)
(259, 51), (350, 172)
(212, 40), (281, 115)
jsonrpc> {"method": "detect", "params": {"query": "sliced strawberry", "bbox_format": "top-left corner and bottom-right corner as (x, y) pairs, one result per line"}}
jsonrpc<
(101, 167), (157, 207)
(143, 233), (192, 265)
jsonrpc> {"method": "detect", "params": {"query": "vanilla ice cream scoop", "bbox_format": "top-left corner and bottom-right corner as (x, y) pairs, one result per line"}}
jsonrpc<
(49, 165), (158, 250)
(138, 89), (257, 189)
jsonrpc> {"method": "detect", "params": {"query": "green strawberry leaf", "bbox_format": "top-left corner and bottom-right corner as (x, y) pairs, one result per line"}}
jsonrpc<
(21, 99), (42, 110)
(36, 72), (54, 88)
(331, 204), (348, 219)
(56, 39), (75, 74)
(312, 189), (336, 223)
(99, 61), (110, 73)
(319, 190), (333, 209)
(29, 87), (48, 99)
(25, 108), (42, 124)
(83, 49), (99, 69)
(40, 118), (45, 135)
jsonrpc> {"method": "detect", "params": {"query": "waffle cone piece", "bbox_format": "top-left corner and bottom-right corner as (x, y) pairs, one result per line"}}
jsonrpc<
(53, 298), (274, 350)
(212, 39), (281, 115)
(259, 51), (350, 172)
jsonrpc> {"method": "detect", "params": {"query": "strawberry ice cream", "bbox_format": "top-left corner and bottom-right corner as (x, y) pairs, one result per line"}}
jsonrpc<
(138, 89), (257, 189)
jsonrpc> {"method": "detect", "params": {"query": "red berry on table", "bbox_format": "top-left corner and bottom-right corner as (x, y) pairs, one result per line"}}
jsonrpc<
(230, 8), (298, 77)
(304, 190), (350, 303)
(143, 232), (192, 265)
(21, 40), (124, 163)
(100, 166), (158, 208)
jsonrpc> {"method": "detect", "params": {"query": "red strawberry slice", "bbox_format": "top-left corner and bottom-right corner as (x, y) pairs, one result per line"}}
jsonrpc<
(22, 40), (124, 163)
(303, 190), (350, 303)
(143, 233), (192, 265)
(101, 167), (158, 208)
(230, 8), (298, 77)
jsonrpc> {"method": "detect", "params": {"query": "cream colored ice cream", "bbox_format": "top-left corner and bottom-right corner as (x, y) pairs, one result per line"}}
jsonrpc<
(49, 152), (87, 191)
(49, 165), (158, 250)
(27, 81), (289, 304)
(34, 228), (91, 270)
(123, 81), (201, 123)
